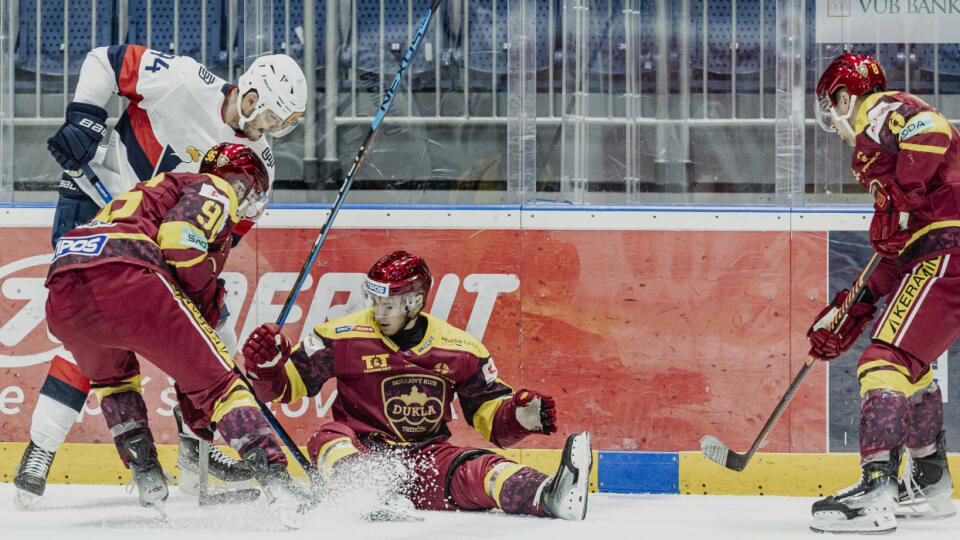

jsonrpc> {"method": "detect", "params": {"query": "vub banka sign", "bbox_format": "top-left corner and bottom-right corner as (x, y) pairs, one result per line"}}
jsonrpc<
(0, 254), (520, 369)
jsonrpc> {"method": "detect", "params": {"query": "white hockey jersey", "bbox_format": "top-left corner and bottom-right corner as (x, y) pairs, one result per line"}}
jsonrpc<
(69, 45), (276, 208)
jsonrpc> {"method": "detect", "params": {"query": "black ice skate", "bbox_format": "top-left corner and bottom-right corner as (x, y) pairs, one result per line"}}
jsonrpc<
(896, 431), (956, 520)
(540, 431), (592, 521)
(121, 433), (169, 516)
(173, 405), (253, 489)
(810, 453), (900, 534)
(242, 447), (311, 529)
(13, 440), (55, 509)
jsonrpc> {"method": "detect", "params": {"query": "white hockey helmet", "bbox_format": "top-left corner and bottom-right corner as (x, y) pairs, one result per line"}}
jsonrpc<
(236, 54), (307, 137)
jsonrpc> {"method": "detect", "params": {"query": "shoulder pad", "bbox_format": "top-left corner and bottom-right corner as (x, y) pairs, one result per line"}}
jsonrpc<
(316, 308), (381, 340)
(421, 313), (490, 358)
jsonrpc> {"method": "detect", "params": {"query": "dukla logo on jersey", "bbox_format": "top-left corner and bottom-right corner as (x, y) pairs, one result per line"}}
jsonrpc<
(382, 375), (446, 441)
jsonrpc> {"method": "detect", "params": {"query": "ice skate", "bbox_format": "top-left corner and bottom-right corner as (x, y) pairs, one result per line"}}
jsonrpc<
(174, 405), (253, 488)
(13, 440), (56, 509)
(121, 433), (169, 515)
(540, 431), (592, 520)
(810, 453), (900, 534)
(243, 447), (311, 529)
(896, 432), (955, 520)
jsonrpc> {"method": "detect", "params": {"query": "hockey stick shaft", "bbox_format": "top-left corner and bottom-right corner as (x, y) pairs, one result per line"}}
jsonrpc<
(701, 251), (883, 471)
(275, 0), (443, 328)
(233, 0), (444, 473)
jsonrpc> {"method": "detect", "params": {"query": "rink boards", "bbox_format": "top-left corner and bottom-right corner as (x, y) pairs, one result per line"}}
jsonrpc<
(2, 204), (958, 496)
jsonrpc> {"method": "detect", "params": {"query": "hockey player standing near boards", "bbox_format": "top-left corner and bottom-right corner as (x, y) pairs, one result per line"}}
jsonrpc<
(808, 53), (956, 534)
(43, 143), (304, 524)
(241, 250), (593, 521)
(13, 45), (307, 507)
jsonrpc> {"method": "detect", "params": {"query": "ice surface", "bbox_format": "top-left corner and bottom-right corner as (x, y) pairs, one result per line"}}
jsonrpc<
(2, 484), (958, 539)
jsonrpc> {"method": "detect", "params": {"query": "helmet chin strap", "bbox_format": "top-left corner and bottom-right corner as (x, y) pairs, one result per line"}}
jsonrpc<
(236, 93), (259, 132)
(830, 94), (858, 139)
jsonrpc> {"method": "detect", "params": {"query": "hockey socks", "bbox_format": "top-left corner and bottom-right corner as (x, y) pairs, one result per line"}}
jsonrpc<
(30, 355), (90, 452)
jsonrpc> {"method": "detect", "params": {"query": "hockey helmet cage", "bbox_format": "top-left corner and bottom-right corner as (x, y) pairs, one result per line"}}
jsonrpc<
(200, 143), (270, 215)
(237, 54), (307, 137)
(364, 251), (433, 299)
(815, 54), (886, 132)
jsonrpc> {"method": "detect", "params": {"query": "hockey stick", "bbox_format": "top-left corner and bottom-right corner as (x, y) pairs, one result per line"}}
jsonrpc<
(231, 0), (445, 473)
(65, 165), (114, 204)
(699, 251), (883, 472)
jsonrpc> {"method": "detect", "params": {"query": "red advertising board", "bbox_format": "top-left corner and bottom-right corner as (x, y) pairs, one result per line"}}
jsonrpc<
(0, 227), (828, 453)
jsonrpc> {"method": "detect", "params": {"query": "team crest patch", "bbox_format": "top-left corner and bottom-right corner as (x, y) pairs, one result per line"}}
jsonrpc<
(53, 234), (108, 260)
(216, 153), (230, 167)
(382, 375), (446, 441)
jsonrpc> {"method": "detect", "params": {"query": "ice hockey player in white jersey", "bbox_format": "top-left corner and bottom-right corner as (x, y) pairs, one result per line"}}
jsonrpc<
(13, 45), (307, 508)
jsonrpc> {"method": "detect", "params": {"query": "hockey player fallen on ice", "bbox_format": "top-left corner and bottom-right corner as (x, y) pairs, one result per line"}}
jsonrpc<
(39, 144), (306, 526)
(241, 251), (592, 521)
(808, 53), (956, 534)
(14, 45), (307, 507)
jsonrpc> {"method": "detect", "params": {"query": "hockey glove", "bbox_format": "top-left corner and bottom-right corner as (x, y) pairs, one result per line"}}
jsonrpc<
(242, 323), (292, 381)
(870, 208), (911, 258)
(807, 289), (877, 361)
(47, 102), (108, 171)
(513, 389), (557, 434)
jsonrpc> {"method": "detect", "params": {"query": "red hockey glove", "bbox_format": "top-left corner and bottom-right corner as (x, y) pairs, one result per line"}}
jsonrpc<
(514, 389), (557, 434)
(242, 323), (292, 381)
(807, 289), (877, 361)
(869, 208), (911, 258)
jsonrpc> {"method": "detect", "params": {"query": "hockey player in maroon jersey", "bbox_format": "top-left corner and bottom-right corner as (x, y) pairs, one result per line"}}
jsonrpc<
(808, 54), (956, 534)
(241, 250), (592, 520)
(42, 143), (303, 524)
(15, 47), (308, 507)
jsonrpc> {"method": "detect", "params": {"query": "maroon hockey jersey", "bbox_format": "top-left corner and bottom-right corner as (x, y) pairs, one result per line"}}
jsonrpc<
(251, 308), (519, 447)
(46, 171), (241, 311)
(852, 92), (960, 273)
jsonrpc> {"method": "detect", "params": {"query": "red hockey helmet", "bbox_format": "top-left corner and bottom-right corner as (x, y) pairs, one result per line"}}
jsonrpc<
(199, 142), (270, 214)
(815, 54), (886, 132)
(364, 250), (432, 298)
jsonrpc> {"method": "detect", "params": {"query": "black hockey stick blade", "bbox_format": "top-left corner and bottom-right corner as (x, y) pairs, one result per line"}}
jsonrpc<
(699, 435), (749, 472)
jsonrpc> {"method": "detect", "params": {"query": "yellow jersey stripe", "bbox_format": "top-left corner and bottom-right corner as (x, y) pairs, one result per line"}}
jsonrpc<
(900, 142), (948, 155)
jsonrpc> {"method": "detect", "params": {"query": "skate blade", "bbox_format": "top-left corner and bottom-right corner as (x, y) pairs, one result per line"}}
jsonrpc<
(148, 499), (168, 520)
(14, 488), (39, 510)
(566, 432), (592, 521)
(894, 496), (956, 520)
(199, 487), (261, 505)
(810, 510), (896, 534)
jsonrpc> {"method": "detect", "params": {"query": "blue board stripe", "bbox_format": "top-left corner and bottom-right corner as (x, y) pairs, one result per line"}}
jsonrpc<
(39, 375), (88, 413)
(597, 451), (679, 494)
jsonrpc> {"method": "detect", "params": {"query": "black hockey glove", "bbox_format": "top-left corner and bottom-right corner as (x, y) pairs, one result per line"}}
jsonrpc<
(47, 102), (108, 171)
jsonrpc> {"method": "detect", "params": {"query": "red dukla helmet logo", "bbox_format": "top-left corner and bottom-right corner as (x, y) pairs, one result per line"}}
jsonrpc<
(364, 250), (433, 298)
(815, 54), (887, 133)
(199, 142), (270, 205)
